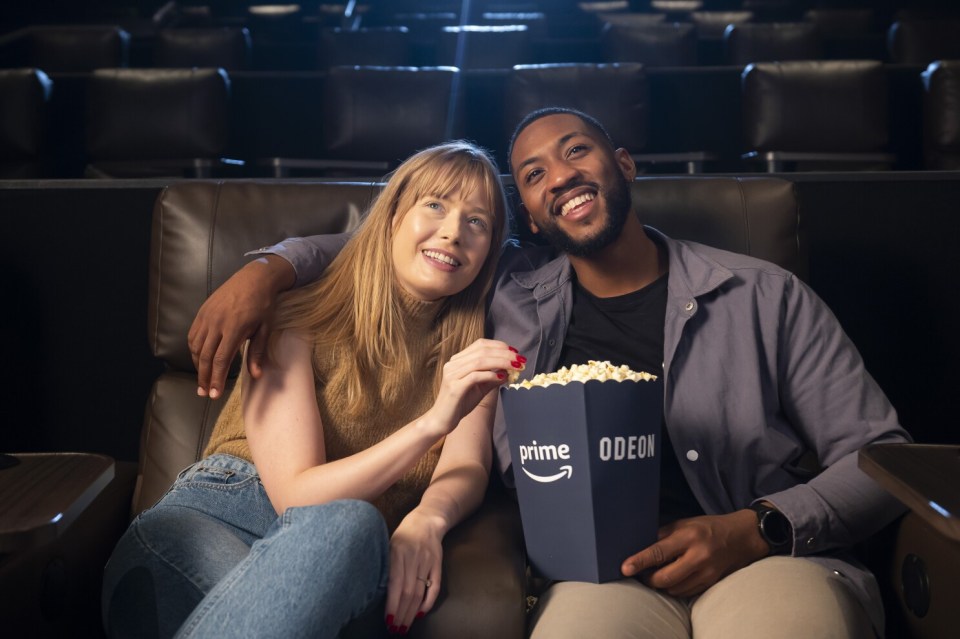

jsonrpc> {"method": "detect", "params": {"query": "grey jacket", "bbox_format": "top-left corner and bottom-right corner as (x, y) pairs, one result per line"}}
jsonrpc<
(271, 228), (909, 634)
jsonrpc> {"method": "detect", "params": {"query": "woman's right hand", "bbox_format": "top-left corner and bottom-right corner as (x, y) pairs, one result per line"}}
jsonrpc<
(424, 339), (525, 437)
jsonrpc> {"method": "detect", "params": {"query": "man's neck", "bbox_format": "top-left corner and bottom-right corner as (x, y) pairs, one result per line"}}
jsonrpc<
(567, 215), (665, 298)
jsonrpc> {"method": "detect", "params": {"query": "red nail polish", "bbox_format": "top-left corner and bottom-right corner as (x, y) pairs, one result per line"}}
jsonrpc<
(497, 371), (506, 379)
(512, 360), (522, 368)
(385, 614), (394, 626)
(517, 355), (527, 363)
(416, 611), (425, 619)
(508, 346), (518, 353)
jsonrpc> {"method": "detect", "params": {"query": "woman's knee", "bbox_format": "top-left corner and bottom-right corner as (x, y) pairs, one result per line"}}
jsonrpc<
(284, 500), (389, 569)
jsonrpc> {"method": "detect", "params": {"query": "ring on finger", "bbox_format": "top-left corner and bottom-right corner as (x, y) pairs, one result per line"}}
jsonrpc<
(417, 576), (432, 588)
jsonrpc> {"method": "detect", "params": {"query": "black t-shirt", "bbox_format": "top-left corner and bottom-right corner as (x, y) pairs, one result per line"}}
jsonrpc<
(558, 274), (704, 523)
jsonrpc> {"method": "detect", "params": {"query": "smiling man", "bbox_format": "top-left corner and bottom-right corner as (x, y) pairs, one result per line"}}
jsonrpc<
(189, 109), (910, 639)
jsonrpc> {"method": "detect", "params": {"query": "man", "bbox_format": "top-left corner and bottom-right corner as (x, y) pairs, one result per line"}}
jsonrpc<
(189, 109), (909, 638)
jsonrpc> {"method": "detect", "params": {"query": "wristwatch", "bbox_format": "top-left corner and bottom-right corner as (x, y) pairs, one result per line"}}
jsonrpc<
(749, 503), (793, 555)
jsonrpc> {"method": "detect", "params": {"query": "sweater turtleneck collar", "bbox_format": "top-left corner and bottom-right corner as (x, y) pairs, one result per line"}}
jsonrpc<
(395, 284), (446, 332)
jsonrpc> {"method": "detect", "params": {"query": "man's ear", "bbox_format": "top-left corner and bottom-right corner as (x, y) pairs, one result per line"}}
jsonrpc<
(614, 148), (637, 182)
(519, 202), (540, 234)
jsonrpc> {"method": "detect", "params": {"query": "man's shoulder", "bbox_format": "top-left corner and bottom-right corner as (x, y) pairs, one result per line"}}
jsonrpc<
(496, 240), (561, 276)
(670, 236), (795, 281)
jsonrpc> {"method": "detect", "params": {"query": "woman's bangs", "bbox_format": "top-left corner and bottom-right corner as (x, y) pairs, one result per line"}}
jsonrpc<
(415, 153), (499, 215)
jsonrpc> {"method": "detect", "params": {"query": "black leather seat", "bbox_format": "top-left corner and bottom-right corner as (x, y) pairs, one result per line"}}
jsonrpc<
(921, 60), (960, 170)
(741, 60), (894, 172)
(600, 21), (698, 67)
(888, 20), (960, 65)
(262, 66), (462, 177)
(153, 27), (252, 70)
(318, 27), (413, 68)
(0, 68), (53, 179)
(724, 22), (822, 66)
(0, 25), (130, 72)
(505, 63), (715, 173)
(437, 25), (533, 70)
(84, 68), (238, 178)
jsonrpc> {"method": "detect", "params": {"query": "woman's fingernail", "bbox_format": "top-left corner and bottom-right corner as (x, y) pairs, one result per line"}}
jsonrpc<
(497, 371), (506, 380)
(517, 355), (527, 363)
(512, 360), (522, 368)
(508, 346), (518, 353)
(416, 611), (425, 619)
(385, 614), (394, 626)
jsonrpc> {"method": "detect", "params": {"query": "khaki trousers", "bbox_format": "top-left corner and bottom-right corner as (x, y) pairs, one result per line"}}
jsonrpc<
(528, 557), (876, 639)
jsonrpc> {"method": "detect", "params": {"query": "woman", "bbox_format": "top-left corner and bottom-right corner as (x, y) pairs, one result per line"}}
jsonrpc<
(102, 141), (520, 638)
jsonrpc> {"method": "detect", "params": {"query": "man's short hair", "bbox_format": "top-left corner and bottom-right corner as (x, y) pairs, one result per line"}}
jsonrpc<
(507, 107), (616, 174)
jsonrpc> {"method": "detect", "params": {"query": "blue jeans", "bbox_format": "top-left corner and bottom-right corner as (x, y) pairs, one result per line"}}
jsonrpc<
(102, 454), (389, 639)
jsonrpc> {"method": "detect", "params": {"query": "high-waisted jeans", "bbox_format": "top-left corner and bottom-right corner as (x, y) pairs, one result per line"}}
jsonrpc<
(101, 454), (389, 639)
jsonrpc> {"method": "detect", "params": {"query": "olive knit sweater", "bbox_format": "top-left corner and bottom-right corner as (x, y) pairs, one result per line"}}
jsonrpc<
(204, 291), (445, 532)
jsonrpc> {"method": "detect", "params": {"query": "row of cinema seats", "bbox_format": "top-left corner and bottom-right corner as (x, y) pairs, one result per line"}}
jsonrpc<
(2, 15), (960, 73)
(2, 59), (960, 179)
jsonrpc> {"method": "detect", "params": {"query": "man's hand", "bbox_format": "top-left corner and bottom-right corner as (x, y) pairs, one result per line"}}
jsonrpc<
(188, 254), (296, 398)
(620, 509), (770, 598)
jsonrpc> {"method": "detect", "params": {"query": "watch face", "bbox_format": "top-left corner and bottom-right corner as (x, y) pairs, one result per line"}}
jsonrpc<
(761, 509), (791, 547)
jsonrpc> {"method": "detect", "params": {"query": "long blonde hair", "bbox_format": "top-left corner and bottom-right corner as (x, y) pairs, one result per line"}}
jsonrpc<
(273, 141), (509, 416)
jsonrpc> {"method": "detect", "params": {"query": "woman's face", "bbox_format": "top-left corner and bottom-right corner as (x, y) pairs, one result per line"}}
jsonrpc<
(391, 187), (495, 302)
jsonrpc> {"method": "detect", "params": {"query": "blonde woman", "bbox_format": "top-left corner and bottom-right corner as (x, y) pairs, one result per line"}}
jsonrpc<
(102, 142), (519, 639)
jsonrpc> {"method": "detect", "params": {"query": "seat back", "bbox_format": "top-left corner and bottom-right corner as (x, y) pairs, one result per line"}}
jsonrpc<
(322, 66), (462, 166)
(888, 20), (960, 65)
(504, 63), (649, 154)
(84, 68), (231, 177)
(632, 176), (806, 281)
(26, 25), (129, 72)
(921, 60), (960, 170)
(0, 68), (53, 178)
(154, 27), (252, 70)
(319, 27), (413, 68)
(138, 180), (376, 514)
(741, 60), (891, 170)
(437, 25), (533, 69)
(600, 22), (698, 66)
(724, 22), (822, 66)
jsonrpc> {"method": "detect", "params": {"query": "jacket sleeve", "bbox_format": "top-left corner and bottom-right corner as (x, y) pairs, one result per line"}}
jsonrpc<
(245, 234), (351, 288)
(765, 274), (910, 555)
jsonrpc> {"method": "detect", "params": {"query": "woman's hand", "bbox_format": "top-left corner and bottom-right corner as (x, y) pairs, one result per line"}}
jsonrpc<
(384, 508), (446, 634)
(423, 339), (524, 438)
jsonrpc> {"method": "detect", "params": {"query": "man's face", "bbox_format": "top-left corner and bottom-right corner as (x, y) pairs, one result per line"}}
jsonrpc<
(510, 113), (636, 258)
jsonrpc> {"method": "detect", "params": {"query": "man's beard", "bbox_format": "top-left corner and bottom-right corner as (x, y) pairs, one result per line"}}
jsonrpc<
(535, 174), (632, 258)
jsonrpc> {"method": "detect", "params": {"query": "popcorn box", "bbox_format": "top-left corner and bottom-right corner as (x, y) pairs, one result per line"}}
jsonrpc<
(500, 370), (662, 583)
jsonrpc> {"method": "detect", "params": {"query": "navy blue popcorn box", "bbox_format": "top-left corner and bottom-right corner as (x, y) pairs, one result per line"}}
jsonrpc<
(500, 378), (662, 583)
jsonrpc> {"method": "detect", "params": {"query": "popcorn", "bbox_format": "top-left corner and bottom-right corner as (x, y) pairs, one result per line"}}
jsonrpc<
(508, 360), (657, 389)
(506, 363), (525, 384)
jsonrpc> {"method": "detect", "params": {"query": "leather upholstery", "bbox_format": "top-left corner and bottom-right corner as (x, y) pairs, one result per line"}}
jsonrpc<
(154, 27), (252, 70)
(741, 60), (888, 154)
(139, 176), (803, 636)
(84, 68), (231, 175)
(0, 68), (52, 178)
(887, 20), (960, 65)
(505, 63), (650, 154)
(437, 24), (533, 69)
(25, 24), (129, 72)
(319, 27), (413, 68)
(600, 22), (698, 66)
(323, 66), (462, 164)
(143, 179), (526, 639)
(724, 22), (822, 66)
(921, 60), (960, 170)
